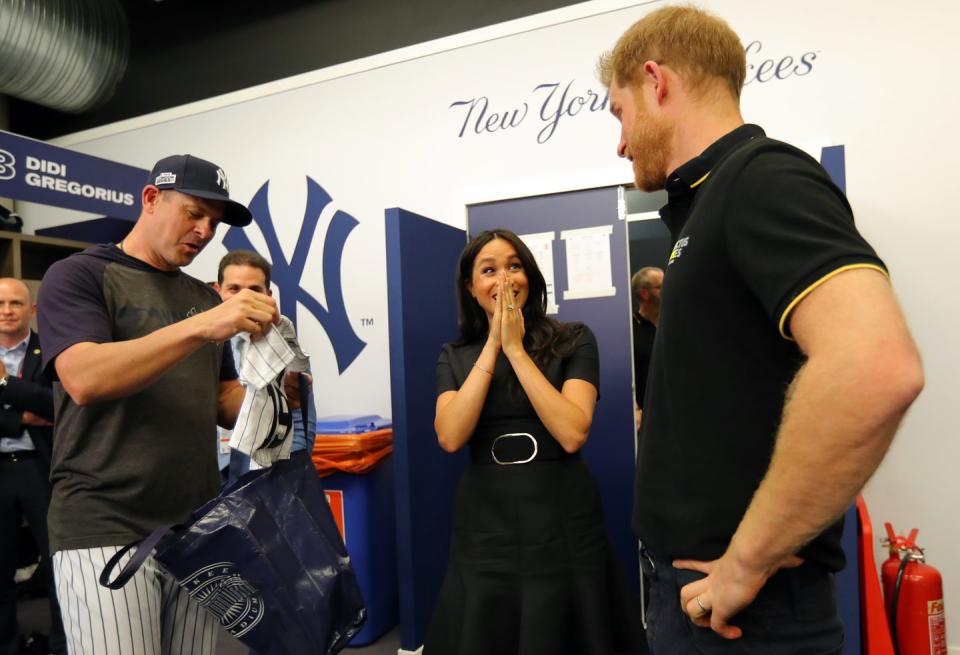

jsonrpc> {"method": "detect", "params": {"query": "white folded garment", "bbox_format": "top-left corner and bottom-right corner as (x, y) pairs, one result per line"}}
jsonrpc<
(229, 316), (311, 467)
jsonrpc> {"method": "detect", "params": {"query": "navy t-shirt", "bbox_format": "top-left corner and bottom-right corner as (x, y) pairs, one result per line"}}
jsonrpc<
(38, 244), (235, 552)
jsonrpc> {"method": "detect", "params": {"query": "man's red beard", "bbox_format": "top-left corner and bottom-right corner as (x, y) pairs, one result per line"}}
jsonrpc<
(629, 110), (673, 192)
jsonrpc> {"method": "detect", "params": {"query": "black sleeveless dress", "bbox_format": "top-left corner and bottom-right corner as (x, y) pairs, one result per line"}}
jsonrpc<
(423, 324), (645, 655)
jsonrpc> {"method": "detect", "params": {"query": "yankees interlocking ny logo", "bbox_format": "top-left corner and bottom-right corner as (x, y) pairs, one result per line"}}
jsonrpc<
(223, 177), (366, 374)
(215, 167), (229, 191)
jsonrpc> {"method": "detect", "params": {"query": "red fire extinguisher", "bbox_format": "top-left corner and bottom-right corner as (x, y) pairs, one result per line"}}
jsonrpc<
(882, 523), (947, 655)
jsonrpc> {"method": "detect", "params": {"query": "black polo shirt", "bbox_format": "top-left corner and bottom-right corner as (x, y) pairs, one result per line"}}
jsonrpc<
(632, 124), (886, 571)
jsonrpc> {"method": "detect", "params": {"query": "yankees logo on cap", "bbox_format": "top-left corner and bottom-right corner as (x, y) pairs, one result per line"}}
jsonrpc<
(147, 154), (252, 227)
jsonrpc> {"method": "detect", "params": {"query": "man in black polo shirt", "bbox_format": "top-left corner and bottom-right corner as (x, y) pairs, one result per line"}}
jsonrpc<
(599, 6), (924, 652)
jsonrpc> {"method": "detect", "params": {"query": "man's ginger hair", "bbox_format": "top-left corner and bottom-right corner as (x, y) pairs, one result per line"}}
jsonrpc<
(598, 5), (746, 100)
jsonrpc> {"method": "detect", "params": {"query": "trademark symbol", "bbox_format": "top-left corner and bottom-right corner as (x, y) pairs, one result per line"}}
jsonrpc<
(361, 318), (374, 327)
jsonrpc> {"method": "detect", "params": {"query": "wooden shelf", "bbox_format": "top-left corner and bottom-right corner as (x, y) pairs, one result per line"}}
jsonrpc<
(0, 231), (91, 283)
(0, 231), (91, 331)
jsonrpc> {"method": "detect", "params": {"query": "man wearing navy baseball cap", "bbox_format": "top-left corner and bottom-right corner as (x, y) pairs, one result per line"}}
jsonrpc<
(36, 155), (276, 654)
(148, 154), (252, 228)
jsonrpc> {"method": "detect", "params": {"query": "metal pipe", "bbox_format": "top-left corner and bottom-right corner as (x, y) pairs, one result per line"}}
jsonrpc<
(0, 0), (128, 113)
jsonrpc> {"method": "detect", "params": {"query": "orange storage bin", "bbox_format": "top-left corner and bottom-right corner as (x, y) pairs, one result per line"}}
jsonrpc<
(311, 428), (393, 477)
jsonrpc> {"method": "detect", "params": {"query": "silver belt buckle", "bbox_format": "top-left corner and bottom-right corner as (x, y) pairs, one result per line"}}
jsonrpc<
(491, 432), (538, 465)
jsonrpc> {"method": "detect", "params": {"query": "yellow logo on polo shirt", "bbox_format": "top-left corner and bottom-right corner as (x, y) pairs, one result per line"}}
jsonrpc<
(668, 236), (690, 265)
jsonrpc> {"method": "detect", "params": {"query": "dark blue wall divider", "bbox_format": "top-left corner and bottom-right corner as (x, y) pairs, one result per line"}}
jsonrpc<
(838, 504), (861, 655)
(820, 145), (861, 655)
(386, 208), (468, 651)
(467, 187), (640, 592)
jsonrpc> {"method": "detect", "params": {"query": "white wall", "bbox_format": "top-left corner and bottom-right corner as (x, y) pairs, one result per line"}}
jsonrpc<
(22, 0), (960, 645)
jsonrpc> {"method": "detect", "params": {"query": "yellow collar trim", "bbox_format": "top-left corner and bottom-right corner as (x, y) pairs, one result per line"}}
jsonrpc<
(689, 172), (711, 188)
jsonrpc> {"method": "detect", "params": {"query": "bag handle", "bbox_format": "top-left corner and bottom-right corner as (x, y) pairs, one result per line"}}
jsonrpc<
(98, 524), (173, 590)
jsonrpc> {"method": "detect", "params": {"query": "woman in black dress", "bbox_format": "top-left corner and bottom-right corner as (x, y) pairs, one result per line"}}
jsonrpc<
(423, 229), (643, 655)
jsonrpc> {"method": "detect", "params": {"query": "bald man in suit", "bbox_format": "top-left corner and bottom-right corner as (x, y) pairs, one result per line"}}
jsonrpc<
(0, 278), (64, 655)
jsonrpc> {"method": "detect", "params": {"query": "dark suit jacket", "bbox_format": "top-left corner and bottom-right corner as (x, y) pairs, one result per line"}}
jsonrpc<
(0, 331), (54, 472)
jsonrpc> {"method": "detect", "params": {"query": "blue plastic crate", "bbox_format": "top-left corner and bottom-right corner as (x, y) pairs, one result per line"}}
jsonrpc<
(315, 414), (391, 434)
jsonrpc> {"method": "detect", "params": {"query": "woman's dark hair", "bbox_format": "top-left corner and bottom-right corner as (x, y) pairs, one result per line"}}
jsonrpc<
(455, 229), (582, 369)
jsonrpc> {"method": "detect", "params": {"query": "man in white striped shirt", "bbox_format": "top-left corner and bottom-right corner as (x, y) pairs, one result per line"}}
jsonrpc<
(214, 251), (314, 477)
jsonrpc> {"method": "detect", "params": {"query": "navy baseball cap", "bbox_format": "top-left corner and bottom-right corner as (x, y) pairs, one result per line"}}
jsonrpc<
(147, 154), (253, 227)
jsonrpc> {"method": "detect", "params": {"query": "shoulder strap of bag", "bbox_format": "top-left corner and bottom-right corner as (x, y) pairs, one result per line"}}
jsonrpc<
(98, 524), (173, 589)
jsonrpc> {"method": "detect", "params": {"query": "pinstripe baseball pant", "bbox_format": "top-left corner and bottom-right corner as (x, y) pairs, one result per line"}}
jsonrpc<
(52, 547), (220, 655)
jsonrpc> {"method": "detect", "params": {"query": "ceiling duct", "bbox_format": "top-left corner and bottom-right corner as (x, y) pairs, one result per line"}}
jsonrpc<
(0, 0), (129, 113)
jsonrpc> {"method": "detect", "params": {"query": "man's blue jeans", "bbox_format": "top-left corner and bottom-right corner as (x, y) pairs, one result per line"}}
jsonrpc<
(640, 548), (844, 654)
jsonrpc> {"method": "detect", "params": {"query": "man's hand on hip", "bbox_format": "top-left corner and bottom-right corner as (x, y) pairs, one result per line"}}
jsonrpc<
(673, 549), (804, 639)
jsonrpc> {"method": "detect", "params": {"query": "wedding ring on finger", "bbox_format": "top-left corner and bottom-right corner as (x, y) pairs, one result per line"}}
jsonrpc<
(695, 595), (708, 615)
(506, 304), (516, 311)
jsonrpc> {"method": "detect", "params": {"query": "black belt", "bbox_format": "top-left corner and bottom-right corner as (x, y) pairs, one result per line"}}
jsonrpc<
(469, 423), (578, 466)
(0, 450), (37, 462)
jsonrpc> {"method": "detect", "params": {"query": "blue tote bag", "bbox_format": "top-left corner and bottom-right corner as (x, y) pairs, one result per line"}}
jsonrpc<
(100, 451), (366, 654)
